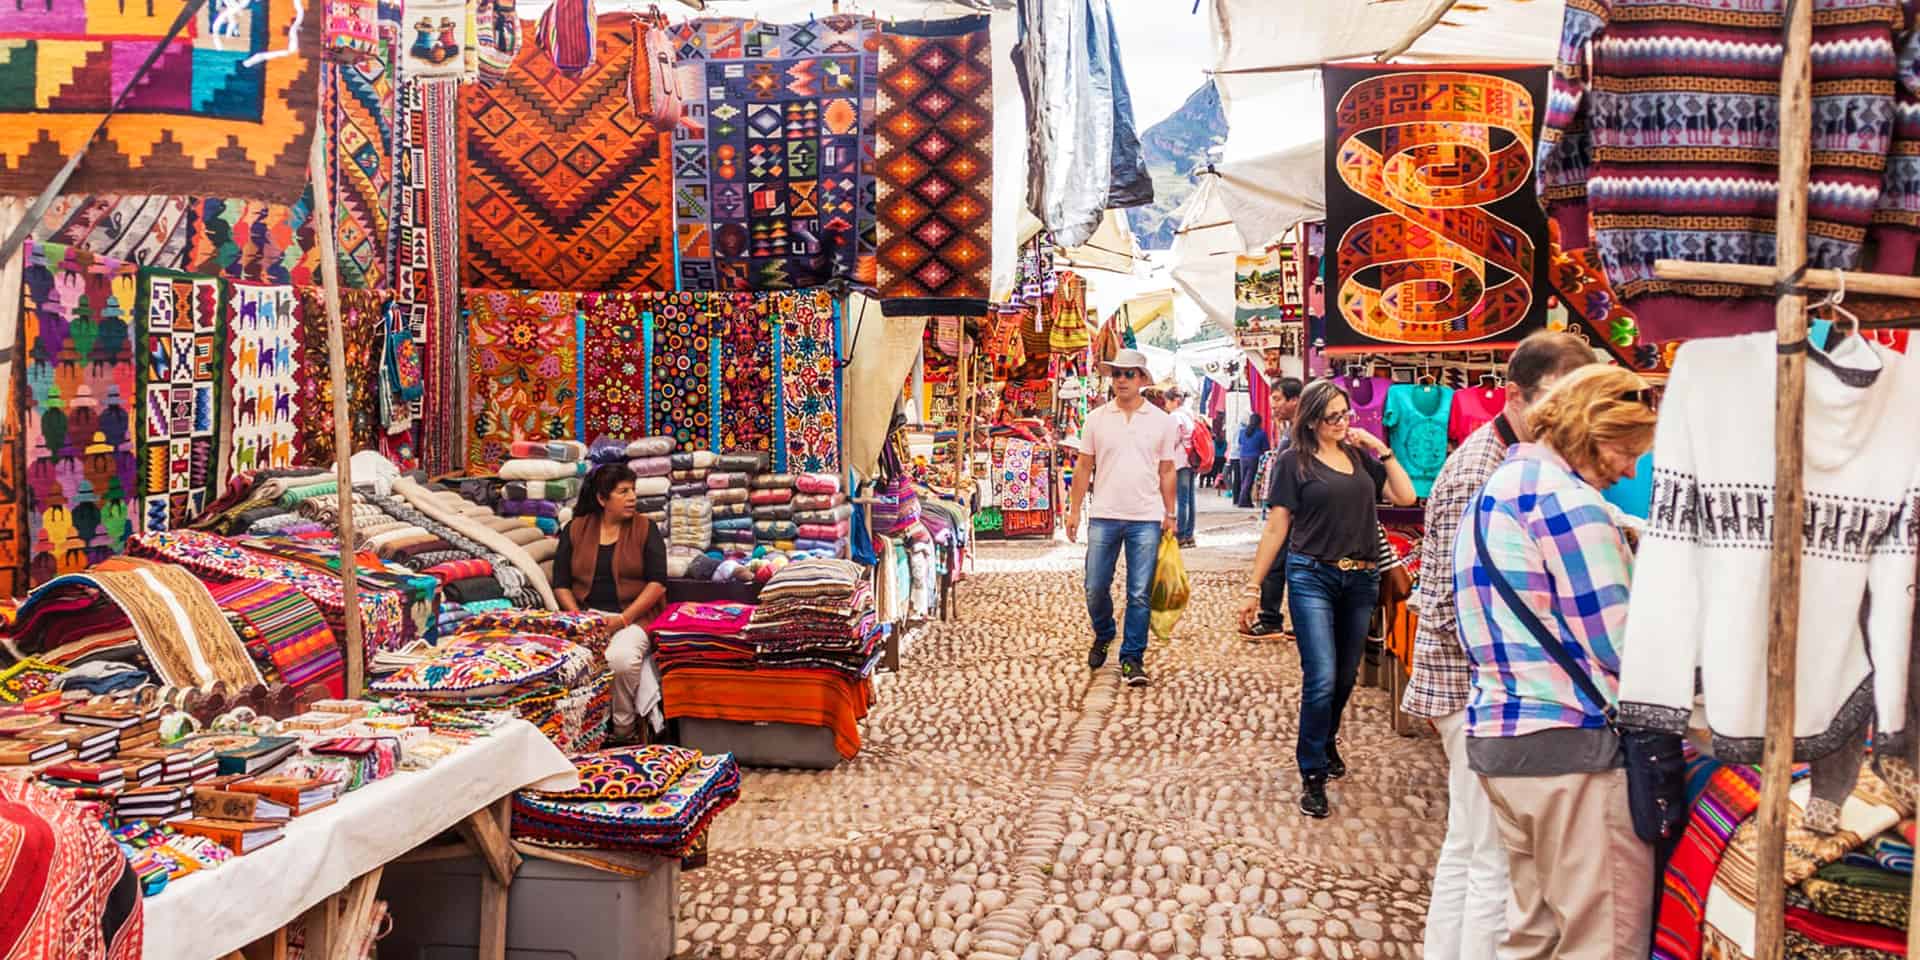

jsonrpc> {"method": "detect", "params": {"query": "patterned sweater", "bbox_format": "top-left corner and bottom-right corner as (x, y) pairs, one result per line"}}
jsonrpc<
(1538, 0), (1920, 342)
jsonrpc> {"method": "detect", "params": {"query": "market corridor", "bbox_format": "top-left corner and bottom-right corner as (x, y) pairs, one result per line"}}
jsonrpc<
(677, 500), (1452, 959)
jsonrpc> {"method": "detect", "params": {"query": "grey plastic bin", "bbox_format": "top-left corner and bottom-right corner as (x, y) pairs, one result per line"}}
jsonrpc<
(677, 717), (843, 769)
(377, 851), (678, 959)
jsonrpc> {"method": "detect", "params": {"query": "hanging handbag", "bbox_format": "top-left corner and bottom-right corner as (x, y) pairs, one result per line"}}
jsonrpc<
(868, 441), (922, 537)
(1471, 505), (1688, 845)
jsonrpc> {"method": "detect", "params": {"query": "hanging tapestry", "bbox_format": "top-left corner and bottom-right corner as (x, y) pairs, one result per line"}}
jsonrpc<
(0, 381), (23, 598)
(19, 242), (140, 588)
(669, 15), (881, 291)
(396, 77), (460, 473)
(472, 0), (521, 85)
(188, 192), (320, 286)
(874, 16), (992, 317)
(996, 438), (1050, 512)
(135, 270), (225, 533)
(325, 36), (399, 289)
(292, 288), (387, 463)
(226, 285), (303, 474)
(0, 0), (322, 202)
(467, 289), (580, 472)
(649, 294), (714, 451)
(580, 291), (651, 441)
(325, 0), (383, 62)
(718, 293), (776, 455)
(400, 0), (469, 77)
(32, 196), (196, 269)
(779, 289), (839, 472)
(462, 14), (674, 292)
(1322, 63), (1552, 350)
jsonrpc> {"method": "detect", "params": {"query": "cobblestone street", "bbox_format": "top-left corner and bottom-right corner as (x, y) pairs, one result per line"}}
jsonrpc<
(678, 497), (1451, 959)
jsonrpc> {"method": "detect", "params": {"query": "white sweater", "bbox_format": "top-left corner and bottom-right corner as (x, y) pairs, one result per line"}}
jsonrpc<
(1617, 333), (1920, 762)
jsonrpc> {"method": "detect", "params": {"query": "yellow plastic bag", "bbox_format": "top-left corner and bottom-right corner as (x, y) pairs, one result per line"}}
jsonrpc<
(1149, 531), (1190, 642)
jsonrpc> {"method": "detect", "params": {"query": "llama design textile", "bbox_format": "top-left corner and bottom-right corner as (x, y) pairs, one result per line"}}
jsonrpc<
(1322, 63), (1552, 349)
(135, 269), (225, 533)
(875, 17), (992, 317)
(581, 292), (651, 441)
(325, 36), (399, 289)
(462, 14), (674, 292)
(467, 290), (580, 472)
(227, 285), (303, 474)
(649, 294), (715, 451)
(780, 289), (839, 472)
(718, 293), (776, 454)
(32, 196), (196, 269)
(669, 15), (880, 291)
(19, 241), (140, 589)
(0, 0), (322, 202)
(292, 288), (387, 464)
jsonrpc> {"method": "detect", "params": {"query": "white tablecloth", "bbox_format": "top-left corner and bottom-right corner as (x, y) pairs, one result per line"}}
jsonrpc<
(142, 719), (576, 960)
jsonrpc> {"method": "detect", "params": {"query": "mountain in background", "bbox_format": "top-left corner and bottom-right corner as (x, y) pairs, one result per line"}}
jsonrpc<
(1129, 80), (1228, 250)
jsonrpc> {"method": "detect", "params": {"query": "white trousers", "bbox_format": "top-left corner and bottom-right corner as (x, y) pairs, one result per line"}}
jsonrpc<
(604, 624), (663, 734)
(1422, 710), (1511, 960)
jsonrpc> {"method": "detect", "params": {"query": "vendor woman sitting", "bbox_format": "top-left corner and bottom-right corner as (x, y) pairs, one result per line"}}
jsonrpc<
(554, 463), (668, 742)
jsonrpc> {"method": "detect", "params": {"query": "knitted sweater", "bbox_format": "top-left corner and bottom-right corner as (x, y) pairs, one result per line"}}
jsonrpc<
(1538, 0), (1920, 342)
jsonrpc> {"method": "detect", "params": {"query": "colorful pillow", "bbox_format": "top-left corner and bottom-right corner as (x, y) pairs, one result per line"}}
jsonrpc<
(527, 744), (702, 801)
(370, 631), (578, 699)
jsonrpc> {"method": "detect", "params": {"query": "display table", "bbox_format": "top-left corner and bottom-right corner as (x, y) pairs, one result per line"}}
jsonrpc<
(143, 719), (575, 960)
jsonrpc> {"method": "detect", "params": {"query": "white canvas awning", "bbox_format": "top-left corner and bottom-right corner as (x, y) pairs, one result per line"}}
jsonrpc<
(1167, 176), (1245, 338)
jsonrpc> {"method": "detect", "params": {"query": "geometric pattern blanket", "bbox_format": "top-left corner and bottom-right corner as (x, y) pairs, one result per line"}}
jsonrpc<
(135, 269), (225, 533)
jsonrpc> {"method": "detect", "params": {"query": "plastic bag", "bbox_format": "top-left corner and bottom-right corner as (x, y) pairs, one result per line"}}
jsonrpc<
(1149, 531), (1190, 642)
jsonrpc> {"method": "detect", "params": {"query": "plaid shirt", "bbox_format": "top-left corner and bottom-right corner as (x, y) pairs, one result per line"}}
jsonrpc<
(1451, 443), (1633, 738)
(1400, 416), (1513, 719)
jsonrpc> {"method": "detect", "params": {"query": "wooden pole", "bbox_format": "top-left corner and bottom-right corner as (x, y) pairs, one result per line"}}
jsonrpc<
(308, 114), (366, 696)
(1753, 2), (1814, 958)
(1653, 259), (1920, 300)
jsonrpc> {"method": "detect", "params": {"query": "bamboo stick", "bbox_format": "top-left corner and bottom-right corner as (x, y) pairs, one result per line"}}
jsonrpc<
(308, 116), (366, 696)
(1754, 2), (1814, 958)
(1653, 259), (1920, 300)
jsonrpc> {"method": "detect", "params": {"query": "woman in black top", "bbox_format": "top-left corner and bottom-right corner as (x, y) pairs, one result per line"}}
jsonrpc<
(1237, 379), (1415, 818)
(554, 464), (668, 741)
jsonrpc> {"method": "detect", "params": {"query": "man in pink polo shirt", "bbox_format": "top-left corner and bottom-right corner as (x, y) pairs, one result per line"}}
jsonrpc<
(1063, 350), (1179, 687)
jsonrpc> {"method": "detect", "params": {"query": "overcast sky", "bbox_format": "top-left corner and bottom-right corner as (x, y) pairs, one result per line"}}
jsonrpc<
(1110, 0), (1214, 128)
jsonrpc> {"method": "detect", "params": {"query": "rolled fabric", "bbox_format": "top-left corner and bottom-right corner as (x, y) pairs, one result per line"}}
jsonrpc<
(626, 436), (675, 458)
(795, 538), (847, 555)
(629, 456), (671, 478)
(669, 453), (695, 471)
(498, 499), (559, 519)
(589, 437), (630, 464)
(501, 526), (546, 547)
(633, 476), (670, 497)
(670, 468), (712, 483)
(535, 517), (559, 535)
(425, 557), (494, 582)
(498, 458), (588, 481)
(509, 439), (553, 460)
(771, 539), (797, 553)
(669, 497), (714, 519)
(442, 576), (507, 604)
(686, 554), (721, 580)
(753, 504), (795, 521)
(799, 521), (850, 541)
(635, 495), (668, 514)
(793, 492), (845, 511)
(524, 538), (559, 563)
(504, 477), (581, 501)
(795, 473), (841, 495)
(670, 481), (708, 498)
(750, 473), (795, 490)
(705, 472), (749, 490)
(749, 488), (793, 505)
(712, 502), (752, 518)
(755, 520), (799, 540)
(547, 440), (588, 462)
(709, 488), (749, 505)
(690, 450), (716, 470)
(717, 452), (769, 474)
(794, 503), (855, 524)
(713, 516), (753, 532)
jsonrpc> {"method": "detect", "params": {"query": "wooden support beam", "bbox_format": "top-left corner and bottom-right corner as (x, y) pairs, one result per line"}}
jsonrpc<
(1653, 259), (1920, 300)
(328, 867), (385, 960)
(477, 866), (510, 960)
(455, 797), (522, 888)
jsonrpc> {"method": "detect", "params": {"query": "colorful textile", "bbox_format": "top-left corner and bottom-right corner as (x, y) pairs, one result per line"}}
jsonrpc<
(874, 16), (992, 316)
(395, 76), (462, 473)
(649, 295), (714, 451)
(1654, 761), (1763, 960)
(0, 778), (144, 959)
(462, 15), (674, 292)
(717, 293), (776, 454)
(134, 270), (224, 534)
(528, 745), (701, 801)
(400, 0), (468, 78)
(26, 557), (261, 689)
(292, 288), (387, 463)
(20, 241), (140, 588)
(207, 576), (345, 696)
(227, 285), (304, 474)
(325, 37), (399, 289)
(512, 750), (740, 855)
(324, 0), (382, 61)
(996, 438), (1050, 512)
(467, 290), (581, 472)
(669, 15), (881, 291)
(0, 0), (320, 202)
(580, 292), (651, 441)
(780, 289), (839, 472)
(1322, 64), (1552, 349)
(371, 632), (576, 699)
(0, 657), (63, 703)
(187, 194), (319, 287)
(1798, 870), (1910, 931)
(662, 666), (873, 757)
(32, 196), (195, 269)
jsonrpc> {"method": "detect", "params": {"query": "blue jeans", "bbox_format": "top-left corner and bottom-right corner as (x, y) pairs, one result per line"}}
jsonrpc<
(1175, 468), (1196, 541)
(1287, 554), (1380, 779)
(1085, 518), (1163, 664)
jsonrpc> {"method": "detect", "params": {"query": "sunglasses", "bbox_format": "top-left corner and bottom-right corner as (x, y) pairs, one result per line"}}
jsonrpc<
(1320, 410), (1353, 424)
(1111, 368), (1145, 380)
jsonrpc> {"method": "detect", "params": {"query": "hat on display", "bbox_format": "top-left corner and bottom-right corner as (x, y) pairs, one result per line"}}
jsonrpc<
(1101, 349), (1152, 374)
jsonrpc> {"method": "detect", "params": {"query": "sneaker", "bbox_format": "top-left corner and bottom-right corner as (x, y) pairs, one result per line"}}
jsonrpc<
(1238, 619), (1289, 641)
(1088, 639), (1112, 671)
(1178, 537), (1197, 549)
(1327, 745), (1347, 781)
(1299, 779), (1331, 819)
(1120, 662), (1151, 686)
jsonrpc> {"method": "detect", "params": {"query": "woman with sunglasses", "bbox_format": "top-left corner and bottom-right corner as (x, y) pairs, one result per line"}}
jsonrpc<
(1238, 378), (1416, 818)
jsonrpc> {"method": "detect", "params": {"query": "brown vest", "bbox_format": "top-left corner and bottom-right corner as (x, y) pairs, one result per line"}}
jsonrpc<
(564, 514), (656, 610)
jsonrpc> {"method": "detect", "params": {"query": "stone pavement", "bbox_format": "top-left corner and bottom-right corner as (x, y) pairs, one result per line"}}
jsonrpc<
(676, 494), (1450, 959)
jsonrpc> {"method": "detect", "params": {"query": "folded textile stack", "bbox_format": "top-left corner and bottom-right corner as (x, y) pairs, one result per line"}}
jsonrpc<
(791, 474), (853, 559)
(750, 472), (799, 551)
(369, 627), (609, 751)
(587, 436), (631, 466)
(669, 496), (714, 552)
(512, 745), (741, 858)
(668, 450), (717, 500)
(708, 451), (764, 550)
(650, 602), (757, 673)
(744, 559), (882, 678)
(495, 440), (590, 534)
(625, 436), (676, 525)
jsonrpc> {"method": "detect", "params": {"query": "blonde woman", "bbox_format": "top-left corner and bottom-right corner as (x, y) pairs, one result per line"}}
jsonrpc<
(1450, 365), (1659, 960)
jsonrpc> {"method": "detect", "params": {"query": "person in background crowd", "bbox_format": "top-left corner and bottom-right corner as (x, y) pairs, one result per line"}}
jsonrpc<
(1234, 413), (1271, 507)
(1242, 377), (1306, 638)
(1166, 384), (1200, 549)
(1454, 365), (1657, 960)
(1206, 409), (1229, 489)
(1237, 380), (1416, 817)
(554, 463), (669, 743)
(1064, 349), (1179, 688)
(1401, 332), (1594, 960)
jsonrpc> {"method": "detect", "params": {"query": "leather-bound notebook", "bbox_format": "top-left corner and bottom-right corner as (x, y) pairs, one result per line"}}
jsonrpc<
(173, 818), (285, 855)
(230, 775), (339, 815)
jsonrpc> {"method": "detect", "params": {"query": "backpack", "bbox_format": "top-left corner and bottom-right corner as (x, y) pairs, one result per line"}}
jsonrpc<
(1189, 420), (1216, 474)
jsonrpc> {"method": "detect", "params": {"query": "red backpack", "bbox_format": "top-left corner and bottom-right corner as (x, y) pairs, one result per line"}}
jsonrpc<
(1189, 420), (1217, 474)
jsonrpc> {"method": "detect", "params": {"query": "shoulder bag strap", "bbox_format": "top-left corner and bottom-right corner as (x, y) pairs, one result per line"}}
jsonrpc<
(1470, 500), (1616, 720)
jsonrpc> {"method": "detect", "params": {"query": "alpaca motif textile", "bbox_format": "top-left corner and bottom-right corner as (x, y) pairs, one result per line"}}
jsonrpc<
(874, 17), (992, 317)
(325, 36), (399, 289)
(0, 778), (144, 960)
(718, 293), (777, 454)
(779, 289), (839, 472)
(19, 241), (139, 589)
(0, 0), (321, 202)
(32, 196), (196, 270)
(1322, 63), (1552, 350)
(467, 290), (581, 472)
(188, 194), (320, 286)
(293, 288), (387, 464)
(226, 285), (303, 474)
(581, 292), (652, 441)
(462, 15), (674, 292)
(135, 270), (224, 533)
(649, 294), (715, 451)
(669, 15), (881, 291)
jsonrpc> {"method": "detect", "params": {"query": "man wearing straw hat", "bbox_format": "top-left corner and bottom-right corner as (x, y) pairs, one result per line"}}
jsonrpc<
(1064, 349), (1180, 687)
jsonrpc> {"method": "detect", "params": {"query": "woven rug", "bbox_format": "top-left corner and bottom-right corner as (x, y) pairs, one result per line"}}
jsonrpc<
(649, 294), (714, 451)
(717, 293), (776, 455)
(462, 14), (674, 292)
(669, 15), (880, 291)
(32, 196), (196, 269)
(0, 0), (321, 202)
(135, 269), (226, 533)
(779, 289), (839, 472)
(292, 288), (388, 464)
(580, 291), (651, 441)
(187, 193), (320, 287)
(420, 77), (462, 474)
(325, 34), (400, 289)
(207, 576), (345, 696)
(228, 285), (304, 474)
(875, 16), (992, 317)
(69, 557), (263, 689)
(467, 289), (580, 472)
(20, 241), (140, 588)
